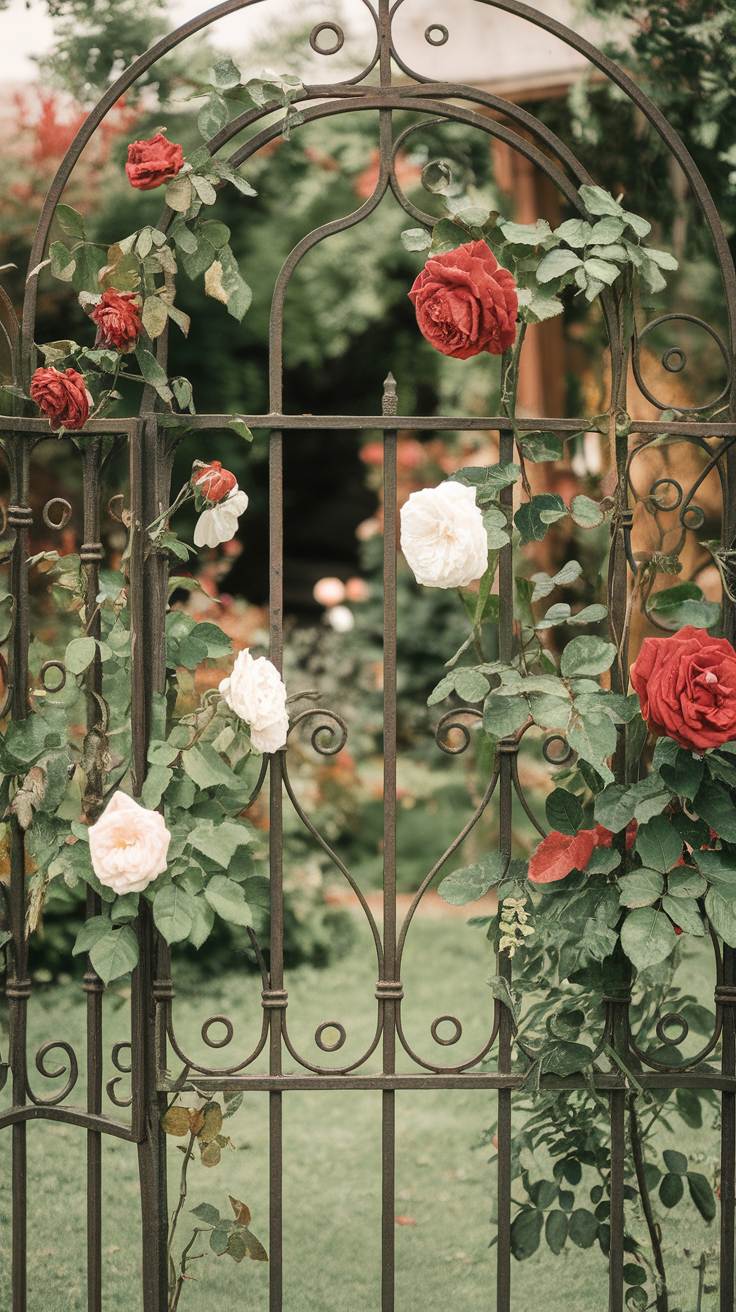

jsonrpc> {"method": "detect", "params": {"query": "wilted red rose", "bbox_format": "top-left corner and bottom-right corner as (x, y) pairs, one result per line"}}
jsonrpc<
(408, 240), (517, 359)
(30, 366), (90, 431)
(193, 461), (237, 504)
(631, 626), (736, 753)
(91, 290), (142, 352)
(528, 820), (636, 884)
(125, 132), (184, 191)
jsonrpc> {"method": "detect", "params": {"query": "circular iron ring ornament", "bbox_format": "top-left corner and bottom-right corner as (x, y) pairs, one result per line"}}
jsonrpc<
(435, 707), (482, 755)
(430, 1014), (462, 1046)
(632, 313), (732, 413)
(42, 497), (72, 530)
(424, 23), (449, 46)
(106, 1040), (133, 1108)
(655, 1012), (689, 1047)
(39, 660), (67, 693)
(28, 1039), (79, 1105)
(310, 22), (344, 55)
(315, 1021), (347, 1052)
(287, 707), (348, 756)
(542, 735), (575, 765)
(201, 1015), (234, 1049)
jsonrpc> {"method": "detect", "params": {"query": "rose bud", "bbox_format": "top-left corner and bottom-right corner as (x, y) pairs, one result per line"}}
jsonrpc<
(193, 461), (238, 504)
(91, 290), (142, 353)
(125, 132), (184, 191)
(30, 366), (91, 431)
(631, 626), (736, 753)
(409, 240), (517, 359)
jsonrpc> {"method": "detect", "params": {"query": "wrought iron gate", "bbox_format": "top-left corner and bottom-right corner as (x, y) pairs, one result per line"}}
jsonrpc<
(2, 1), (736, 1309)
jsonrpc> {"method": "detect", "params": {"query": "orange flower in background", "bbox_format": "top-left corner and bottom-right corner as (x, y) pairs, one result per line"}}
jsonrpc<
(91, 289), (142, 352)
(409, 240), (517, 359)
(30, 366), (90, 430)
(125, 132), (183, 190)
(631, 626), (736, 753)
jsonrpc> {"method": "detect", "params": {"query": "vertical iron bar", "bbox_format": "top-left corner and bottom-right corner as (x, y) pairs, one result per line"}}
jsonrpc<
(7, 440), (33, 1312)
(721, 947), (735, 1312)
(496, 416), (514, 1312)
(129, 417), (168, 1311)
(381, 373), (398, 1312)
(609, 1089), (626, 1312)
(81, 441), (104, 1312)
(268, 427), (284, 1312)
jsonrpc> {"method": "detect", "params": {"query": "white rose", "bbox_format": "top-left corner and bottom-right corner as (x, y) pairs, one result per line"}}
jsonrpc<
(194, 486), (249, 549)
(88, 791), (171, 895)
(219, 648), (289, 754)
(400, 481), (488, 589)
(326, 604), (355, 633)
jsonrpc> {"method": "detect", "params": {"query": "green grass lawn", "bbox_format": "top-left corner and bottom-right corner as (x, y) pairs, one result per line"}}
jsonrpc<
(0, 917), (724, 1311)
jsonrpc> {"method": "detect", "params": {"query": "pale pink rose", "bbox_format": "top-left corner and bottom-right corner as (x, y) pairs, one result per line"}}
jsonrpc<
(194, 486), (249, 549)
(219, 648), (289, 754)
(88, 792), (171, 895)
(313, 577), (346, 607)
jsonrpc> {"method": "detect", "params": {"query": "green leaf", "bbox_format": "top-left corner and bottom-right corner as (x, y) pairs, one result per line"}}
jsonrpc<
(65, 636), (96, 676)
(617, 869), (664, 908)
(620, 906), (676, 970)
(141, 296), (169, 339)
(188, 818), (254, 869)
(568, 1209), (599, 1249)
(49, 242), (75, 282)
(71, 915), (112, 957)
(623, 210), (651, 238)
(180, 235), (217, 280)
(545, 1210), (568, 1255)
(141, 765), (172, 810)
(687, 1172), (716, 1223)
(667, 867), (707, 899)
(182, 743), (238, 791)
(429, 218), (470, 254)
(675, 1088), (702, 1129)
(89, 924), (139, 983)
(55, 203), (85, 240)
(217, 246), (252, 322)
(579, 185), (623, 218)
(514, 495), (567, 544)
(240, 1226), (268, 1262)
(190, 1202), (220, 1226)
(705, 888), (736, 946)
(554, 218), (593, 248)
(635, 815), (682, 874)
(483, 691), (529, 740)
(661, 893), (705, 936)
(583, 257), (620, 285)
(401, 227), (432, 252)
(510, 1208), (543, 1260)
(569, 495), (605, 528)
(694, 848), (736, 887)
(694, 779), (736, 843)
(229, 417), (254, 443)
(545, 788), (584, 835)
(110, 892), (139, 924)
(204, 874), (252, 927)
(454, 669), (489, 703)
(663, 1149), (688, 1176)
(199, 93), (229, 138)
(135, 348), (172, 403)
(588, 216), (625, 243)
(516, 431), (563, 462)
(438, 853), (506, 906)
(560, 636), (616, 679)
(71, 243), (106, 295)
(659, 750), (704, 800)
(536, 249), (583, 283)
(189, 893), (216, 949)
(153, 884), (197, 944)
(659, 1173), (683, 1208)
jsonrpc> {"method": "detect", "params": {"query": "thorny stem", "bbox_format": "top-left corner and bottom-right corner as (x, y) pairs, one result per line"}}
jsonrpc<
(148, 480), (193, 535)
(170, 1230), (207, 1312)
(167, 1129), (197, 1296)
(628, 1096), (669, 1312)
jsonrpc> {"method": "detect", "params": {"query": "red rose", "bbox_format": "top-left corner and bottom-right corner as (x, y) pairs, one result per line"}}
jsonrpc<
(30, 367), (90, 431)
(528, 820), (636, 884)
(193, 461), (237, 503)
(408, 240), (517, 359)
(631, 626), (736, 753)
(125, 133), (184, 191)
(91, 290), (142, 353)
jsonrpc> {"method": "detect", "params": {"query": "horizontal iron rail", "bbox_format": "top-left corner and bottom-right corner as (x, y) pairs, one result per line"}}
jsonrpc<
(0, 1104), (138, 1139)
(158, 1070), (736, 1092)
(1, 415), (734, 436)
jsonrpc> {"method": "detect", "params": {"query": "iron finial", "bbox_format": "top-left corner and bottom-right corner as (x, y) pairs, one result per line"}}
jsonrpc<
(382, 371), (397, 418)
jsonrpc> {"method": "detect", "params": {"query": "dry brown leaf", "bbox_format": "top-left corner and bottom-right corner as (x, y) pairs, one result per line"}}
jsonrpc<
(229, 1196), (252, 1227)
(160, 1106), (190, 1137)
